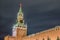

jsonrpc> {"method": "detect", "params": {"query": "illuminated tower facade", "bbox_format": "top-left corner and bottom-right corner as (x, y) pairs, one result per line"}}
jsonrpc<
(12, 3), (27, 39)
(17, 3), (24, 27)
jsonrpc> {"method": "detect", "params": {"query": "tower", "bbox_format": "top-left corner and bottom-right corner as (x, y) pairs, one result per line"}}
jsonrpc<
(12, 3), (27, 40)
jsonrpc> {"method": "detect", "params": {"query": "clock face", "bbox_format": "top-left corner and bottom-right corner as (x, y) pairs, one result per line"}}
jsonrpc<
(20, 20), (23, 23)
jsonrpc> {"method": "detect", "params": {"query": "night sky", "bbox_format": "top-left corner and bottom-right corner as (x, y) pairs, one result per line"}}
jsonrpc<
(0, 0), (60, 40)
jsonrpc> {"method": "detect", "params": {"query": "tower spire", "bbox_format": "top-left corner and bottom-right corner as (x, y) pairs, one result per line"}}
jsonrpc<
(19, 3), (22, 14)
(16, 3), (24, 27)
(12, 3), (27, 36)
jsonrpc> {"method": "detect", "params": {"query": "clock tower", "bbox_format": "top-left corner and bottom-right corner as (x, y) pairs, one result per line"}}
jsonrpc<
(12, 3), (27, 40)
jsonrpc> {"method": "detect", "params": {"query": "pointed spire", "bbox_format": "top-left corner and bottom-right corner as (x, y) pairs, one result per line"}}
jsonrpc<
(16, 3), (25, 27)
(12, 3), (27, 28)
(20, 3), (22, 11)
(18, 3), (23, 14)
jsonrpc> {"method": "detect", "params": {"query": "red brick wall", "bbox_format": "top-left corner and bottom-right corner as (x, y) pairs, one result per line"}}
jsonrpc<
(22, 27), (60, 40)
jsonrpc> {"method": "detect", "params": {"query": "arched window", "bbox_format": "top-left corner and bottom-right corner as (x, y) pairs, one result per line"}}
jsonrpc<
(47, 37), (51, 40)
(56, 36), (60, 40)
(42, 38), (45, 40)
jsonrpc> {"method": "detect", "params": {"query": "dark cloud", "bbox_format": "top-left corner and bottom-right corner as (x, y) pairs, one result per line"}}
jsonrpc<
(23, 0), (60, 34)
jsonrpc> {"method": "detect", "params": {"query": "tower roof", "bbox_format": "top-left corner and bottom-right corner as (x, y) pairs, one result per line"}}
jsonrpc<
(16, 3), (25, 27)
(12, 3), (27, 28)
(18, 3), (23, 14)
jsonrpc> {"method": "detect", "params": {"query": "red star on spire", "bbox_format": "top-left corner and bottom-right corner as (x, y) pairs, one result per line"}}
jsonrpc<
(20, 3), (22, 7)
